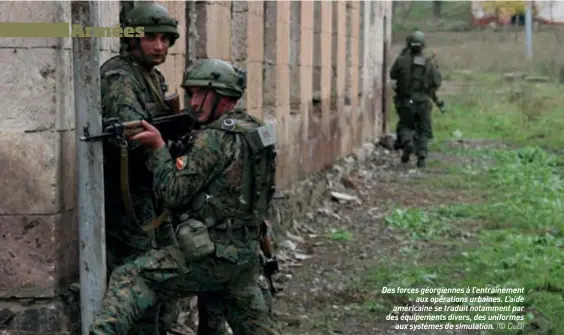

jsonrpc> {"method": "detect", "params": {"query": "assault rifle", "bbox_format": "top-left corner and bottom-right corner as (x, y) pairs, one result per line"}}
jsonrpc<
(79, 110), (198, 143)
(429, 52), (446, 114)
(431, 92), (445, 114)
(260, 219), (280, 295)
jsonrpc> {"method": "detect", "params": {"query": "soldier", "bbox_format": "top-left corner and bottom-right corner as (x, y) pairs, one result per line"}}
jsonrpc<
(393, 29), (418, 151)
(190, 66), (275, 335)
(389, 30), (442, 168)
(99, 3), (181, 334)
(89, 58), (280, 335)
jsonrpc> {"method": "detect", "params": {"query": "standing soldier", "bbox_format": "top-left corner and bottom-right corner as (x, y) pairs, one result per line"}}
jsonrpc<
(89, 58), (280, 335)
(390, 30), (442, 168)
(99, 3), (182, 334)
(393, 29), (417, 151)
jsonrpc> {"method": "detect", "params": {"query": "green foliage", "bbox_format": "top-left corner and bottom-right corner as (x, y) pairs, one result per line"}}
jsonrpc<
(390, 75), (564, 151)
(328, 229), (354, 242)
(364, 145), (564, 333)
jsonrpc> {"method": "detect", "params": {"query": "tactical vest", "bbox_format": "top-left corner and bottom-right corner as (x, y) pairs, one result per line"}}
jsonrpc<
(100, 54), (170, 118)
(408, 54), (431, 98)
(190, 111), (277, 230)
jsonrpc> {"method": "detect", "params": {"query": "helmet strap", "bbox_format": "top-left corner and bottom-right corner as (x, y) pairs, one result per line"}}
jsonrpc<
(196, 87), (221, 125)
(196, 90), (209, 117)
(204, 81), (222, 124)
(209, 94), (221, 123)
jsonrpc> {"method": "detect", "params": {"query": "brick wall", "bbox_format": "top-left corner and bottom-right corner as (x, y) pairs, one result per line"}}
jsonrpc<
(0, 1), (392, 333)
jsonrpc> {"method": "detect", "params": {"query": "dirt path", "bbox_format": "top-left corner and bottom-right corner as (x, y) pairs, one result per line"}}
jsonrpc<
(271, 144), (486, 335)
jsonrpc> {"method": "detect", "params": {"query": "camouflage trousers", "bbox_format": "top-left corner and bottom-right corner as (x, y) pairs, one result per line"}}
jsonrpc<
(158, 225), (274, 335)
(396, 98), (433, 158)
(106, 221), (181, 335)
(90, 243), (280, 335)
(393, 95), (402, 150)
(198, 276), (273, 334)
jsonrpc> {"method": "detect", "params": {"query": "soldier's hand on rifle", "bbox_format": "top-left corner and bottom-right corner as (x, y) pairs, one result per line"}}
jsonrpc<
(129, 120), (166, 149)
(437, 100), (446, 113)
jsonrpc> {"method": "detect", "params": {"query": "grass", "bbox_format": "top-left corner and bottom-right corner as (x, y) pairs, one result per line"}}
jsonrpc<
(365, 74), (564, 334)
(368, 147), (564, 334)
(433, 82), (564, 150)
(328, 228), (354, 242)
(389, 72), (564, 151)
(392, 1), (564, 75)
(392, 1), (472, 36)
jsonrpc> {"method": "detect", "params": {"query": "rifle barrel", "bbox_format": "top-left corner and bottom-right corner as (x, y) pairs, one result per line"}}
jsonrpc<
(80, 112), (197, 143)
(79, 132), (116, 142)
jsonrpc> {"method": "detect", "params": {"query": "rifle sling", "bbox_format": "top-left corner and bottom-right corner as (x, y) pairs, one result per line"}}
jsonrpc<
(120, 143), (139, 227)
(139, 69), (170, 113)
(118, 67), (173, 233)
(142, 209), (169, 232)
(119, 144), (170, 238)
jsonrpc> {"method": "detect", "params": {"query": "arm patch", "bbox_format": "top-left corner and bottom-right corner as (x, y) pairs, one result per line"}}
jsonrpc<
(413, 56), (427, 66)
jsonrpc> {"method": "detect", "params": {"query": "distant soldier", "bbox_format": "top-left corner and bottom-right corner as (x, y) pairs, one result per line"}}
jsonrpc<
(392, 30), (417, 151)
(390, 30), (442, 168)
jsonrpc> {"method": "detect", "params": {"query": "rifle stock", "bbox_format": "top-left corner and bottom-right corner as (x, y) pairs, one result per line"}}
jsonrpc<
(260, 219), (280, 295)
(431, 93), (445, 113)
(429, 52), (445, 113)
(165, 92), (181, 115)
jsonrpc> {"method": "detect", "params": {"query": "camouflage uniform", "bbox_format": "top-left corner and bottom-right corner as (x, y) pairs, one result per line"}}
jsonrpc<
(100, 3), (181, 334)
(90, 59), (279, 335)
(393, 30), (417, 151)
(390, 30), (442, 168)
(197, 252), (274, 334)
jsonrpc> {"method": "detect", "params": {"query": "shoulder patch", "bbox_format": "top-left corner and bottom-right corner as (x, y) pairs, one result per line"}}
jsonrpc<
(257, 123), (276, 147)
(413, 56), (427, 66)
(176, 156), (187, 170)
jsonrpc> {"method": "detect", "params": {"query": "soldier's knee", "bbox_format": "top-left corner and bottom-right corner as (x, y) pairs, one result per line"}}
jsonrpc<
(110, 262), (136, 280)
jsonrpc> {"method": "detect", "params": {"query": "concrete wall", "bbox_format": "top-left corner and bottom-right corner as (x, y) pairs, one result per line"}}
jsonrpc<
(0, 0), (391, 333)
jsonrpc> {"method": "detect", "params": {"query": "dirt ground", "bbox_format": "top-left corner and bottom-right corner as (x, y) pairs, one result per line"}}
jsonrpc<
(269, 142), (478, 335)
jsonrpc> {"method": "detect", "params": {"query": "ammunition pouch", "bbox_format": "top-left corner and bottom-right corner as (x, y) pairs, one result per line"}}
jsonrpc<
(174, 215), (215, 262)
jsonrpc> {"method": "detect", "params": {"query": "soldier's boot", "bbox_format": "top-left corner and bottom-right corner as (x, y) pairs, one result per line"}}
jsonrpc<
(401, 145), (412, 163)
(393, 140), (402, 151)
(401, 151), (410, 163)
(417, 156), (426, 168)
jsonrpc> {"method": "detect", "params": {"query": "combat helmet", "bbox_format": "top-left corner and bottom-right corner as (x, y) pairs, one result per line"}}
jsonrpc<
(182, 59), (246, 99)
(124, 3), (179, 46)
(409, 30), (425, 48)
(405, 27), (422, 44)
